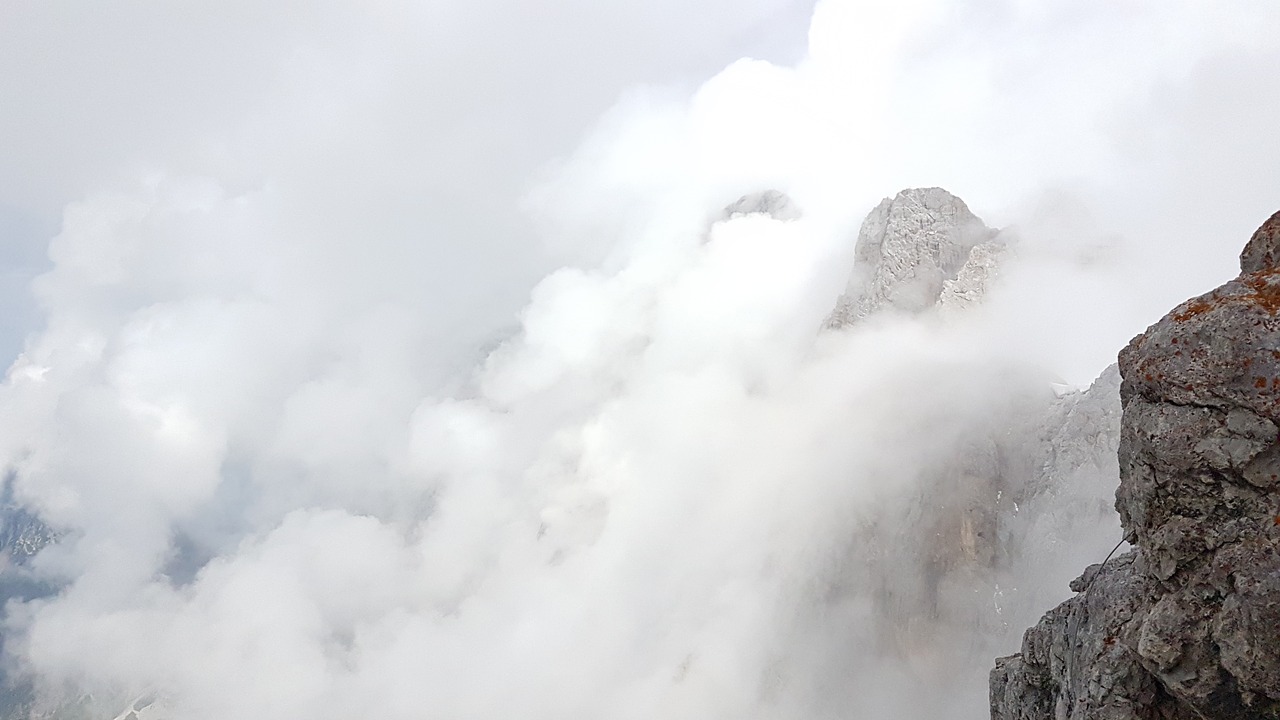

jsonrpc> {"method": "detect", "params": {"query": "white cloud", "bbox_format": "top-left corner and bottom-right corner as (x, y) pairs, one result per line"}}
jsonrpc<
(1, 1), (1279, 718)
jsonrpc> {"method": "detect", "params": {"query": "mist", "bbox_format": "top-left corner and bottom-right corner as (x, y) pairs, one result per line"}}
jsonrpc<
(2, 1), (1279, 718)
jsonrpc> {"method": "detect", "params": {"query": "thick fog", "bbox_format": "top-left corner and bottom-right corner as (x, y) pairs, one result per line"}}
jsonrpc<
(1, 1), (1279, 718)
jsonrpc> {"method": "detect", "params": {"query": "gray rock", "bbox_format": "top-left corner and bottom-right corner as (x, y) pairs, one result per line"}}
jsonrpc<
(992, 211), (1280, 719)
(826, 187), (999, 327)
(991, 554), (1188, 720)
(718, 189), (802, 222)
(940, 241), (1007, 312)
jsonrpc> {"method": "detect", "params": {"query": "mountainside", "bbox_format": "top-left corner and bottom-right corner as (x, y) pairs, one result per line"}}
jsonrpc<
(819, 189), (1125, 707)
(991, 211), (1280, 719)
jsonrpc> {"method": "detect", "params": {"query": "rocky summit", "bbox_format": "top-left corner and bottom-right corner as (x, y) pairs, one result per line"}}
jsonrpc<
(991, 211), (1280, 719)
(826, 187), (1002, 327)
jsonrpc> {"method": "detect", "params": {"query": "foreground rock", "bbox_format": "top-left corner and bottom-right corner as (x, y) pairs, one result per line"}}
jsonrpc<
(991, 211), (1280, 719)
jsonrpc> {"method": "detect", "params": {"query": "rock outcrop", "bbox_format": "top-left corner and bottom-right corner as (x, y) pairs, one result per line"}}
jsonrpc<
(991, 211), (1280, 719)
(826, 187), (1002, 327)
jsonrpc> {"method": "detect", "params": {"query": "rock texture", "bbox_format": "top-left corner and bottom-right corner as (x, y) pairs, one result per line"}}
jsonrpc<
(826, 187), (1002, 326)
(940, 240), (1006, 312)
(991, 211), (1280, 719)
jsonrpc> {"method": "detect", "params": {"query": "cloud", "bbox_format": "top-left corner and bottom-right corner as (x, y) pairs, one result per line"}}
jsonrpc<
(1, 1), (1279, 718)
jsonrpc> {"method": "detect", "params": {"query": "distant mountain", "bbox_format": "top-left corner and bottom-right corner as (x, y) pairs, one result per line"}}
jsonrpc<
(810, 189), (1124, 710)
(825, 187), (1004, 327)
(0, 478), (56, 720)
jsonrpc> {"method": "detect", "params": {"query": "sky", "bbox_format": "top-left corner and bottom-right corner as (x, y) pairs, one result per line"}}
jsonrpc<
(1, 1), (1280, 718)
(0, 0), (816, 368)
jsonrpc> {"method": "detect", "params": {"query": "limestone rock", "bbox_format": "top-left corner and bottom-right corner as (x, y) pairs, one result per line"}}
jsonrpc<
(990, 554), (1186, 720)
(940, 241), (1007, 312)
(826, 187), (999, 327)
(991, 211), (1280, 719)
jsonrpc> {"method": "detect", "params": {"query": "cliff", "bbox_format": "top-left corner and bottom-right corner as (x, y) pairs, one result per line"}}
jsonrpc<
(991, 212), (1280, 719)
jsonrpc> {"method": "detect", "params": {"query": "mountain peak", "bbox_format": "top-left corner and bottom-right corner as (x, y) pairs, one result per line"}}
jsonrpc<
(826, 187), (1000, 327)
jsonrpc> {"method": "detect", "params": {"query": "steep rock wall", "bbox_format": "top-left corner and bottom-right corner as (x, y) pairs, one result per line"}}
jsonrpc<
(991, 211), (1280, 719)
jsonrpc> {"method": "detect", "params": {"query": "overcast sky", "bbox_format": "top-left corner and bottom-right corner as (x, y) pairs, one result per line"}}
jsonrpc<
(0, 0), (816, 367)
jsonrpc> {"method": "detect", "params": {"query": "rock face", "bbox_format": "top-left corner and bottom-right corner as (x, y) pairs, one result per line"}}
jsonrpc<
(827, 189), (1125, 690)
(991, 211), (1280, 719)
(826, 187), (1001, 327)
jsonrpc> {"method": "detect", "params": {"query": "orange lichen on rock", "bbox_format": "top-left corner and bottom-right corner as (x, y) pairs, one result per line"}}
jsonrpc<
(1172, 296), (1218, 322)
(1241, 271), (1280, 314)
(1168, 271), (1280, 324)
